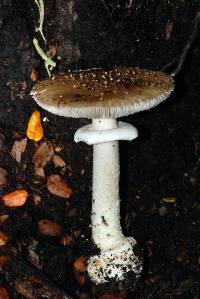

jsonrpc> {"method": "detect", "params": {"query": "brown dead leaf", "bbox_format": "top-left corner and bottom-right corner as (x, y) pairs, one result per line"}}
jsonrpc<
(15, 276), (69, 299)
(73, 256), (86, 273)
(0, 287), (9, 299)
(30, 68), (39, 82)
(0, 215), (9, 226)
(52, 155), (66, 172)
(0, 256), (9, 270)
(0, 231), (8, 246)
(33, 141), (54, 177)
(10, 138), (27, 163)
(47, 175), (73, 198)
(73, 255), (86, 285)
(0, 168), (7, 189)
(37, 219), (63, 237)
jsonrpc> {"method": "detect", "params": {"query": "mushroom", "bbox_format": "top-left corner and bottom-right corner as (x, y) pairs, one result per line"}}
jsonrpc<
(31, 66), (174, 289)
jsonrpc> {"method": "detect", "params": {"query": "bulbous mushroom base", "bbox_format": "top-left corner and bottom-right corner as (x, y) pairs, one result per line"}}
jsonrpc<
(87, 237), (143, 291)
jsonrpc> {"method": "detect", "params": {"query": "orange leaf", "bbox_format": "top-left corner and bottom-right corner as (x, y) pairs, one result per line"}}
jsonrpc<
(47, 175), (73, 198)
(30, 68), (39, 82)
(0, 287), (9, 299)
(73, 256), (86, 273)
(0, 231), (8, 246)
(27, 111), (44, 142)
(2, 190), (28, 207)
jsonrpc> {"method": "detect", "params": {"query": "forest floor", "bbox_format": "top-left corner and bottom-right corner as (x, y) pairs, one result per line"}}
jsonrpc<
(0, 1), (200, 298)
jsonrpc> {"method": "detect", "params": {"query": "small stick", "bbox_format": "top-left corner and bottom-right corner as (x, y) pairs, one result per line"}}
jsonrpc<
(162, 9), (200, 77)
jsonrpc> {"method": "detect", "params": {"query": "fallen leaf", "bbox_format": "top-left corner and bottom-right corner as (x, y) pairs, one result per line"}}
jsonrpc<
(27, 111), (44, 142)
(2, 189), (28, 207)
(0, 256), (9, 270)
(0, 287), (9, 299)
(73, 256), (86, 273)
(15, 276), (69, 299)
(10, 138), (27, 163)
(47, 175), (73, 198)
(52, 155), (66, 172)
(32, 141), (54, 177)
(30, 68), (39, 82)
(0, 231), (8, 246)
(162, 197), (177, 203)
(0, 215), (9, 226)
(0, 168), (7, 189)
(37, 219), (62, 237)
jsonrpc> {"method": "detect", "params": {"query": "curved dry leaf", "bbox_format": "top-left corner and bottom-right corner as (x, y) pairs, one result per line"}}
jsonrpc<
(0, 231), (8, 246)
(2, 190), (28, 207)
(52, 155), (66, 172)
(0, 215), (9, 226)
(37, 219), (62, 237)
(10, 138), (27, 163)
(33, 141), (54, 177)
(47, 175), (73, 198)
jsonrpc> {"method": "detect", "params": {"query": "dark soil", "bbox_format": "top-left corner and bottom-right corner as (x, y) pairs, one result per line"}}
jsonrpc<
(0, 0), (200, 298)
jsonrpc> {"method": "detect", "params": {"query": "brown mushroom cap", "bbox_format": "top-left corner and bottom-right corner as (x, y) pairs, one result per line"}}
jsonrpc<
(31, 66), (174, 119)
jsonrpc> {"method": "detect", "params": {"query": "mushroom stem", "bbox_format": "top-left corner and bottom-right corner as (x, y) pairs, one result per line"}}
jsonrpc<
(75, 118), (142, 286)
(92, 118), (124, 250)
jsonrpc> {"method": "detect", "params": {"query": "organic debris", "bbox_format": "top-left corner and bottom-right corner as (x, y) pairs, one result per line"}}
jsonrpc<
(2, 190), (28, 207)
(47, 175), (73, 198)
(32, 141), (54, 177)
(37, 219), (63, 237)
(10, 138), (27, 163)
(27, 111), (44, 142)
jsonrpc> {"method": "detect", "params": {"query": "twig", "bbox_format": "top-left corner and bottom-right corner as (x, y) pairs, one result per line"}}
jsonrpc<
(162, 10), (200, 77)
(34, 0), (46, 43)
(33, 37), (56, 76)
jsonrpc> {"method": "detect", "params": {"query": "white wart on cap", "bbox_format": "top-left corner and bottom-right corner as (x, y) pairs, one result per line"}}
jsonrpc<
(31, 67), (174, 119)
